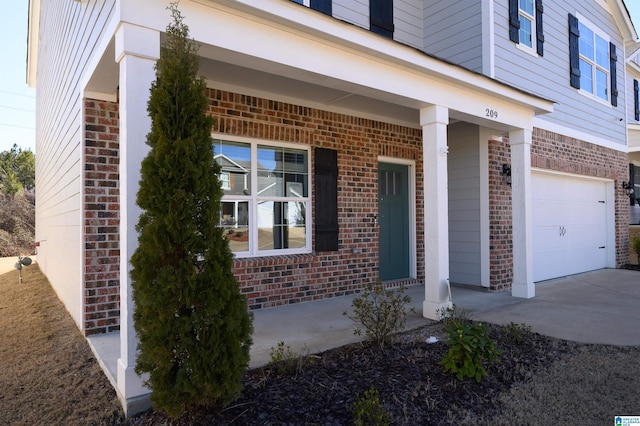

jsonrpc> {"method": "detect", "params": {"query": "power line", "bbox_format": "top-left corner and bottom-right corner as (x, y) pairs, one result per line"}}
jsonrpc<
(0, 105), (35, 113)
(0, 122), (35, 130)
(0, 89), (35, 98)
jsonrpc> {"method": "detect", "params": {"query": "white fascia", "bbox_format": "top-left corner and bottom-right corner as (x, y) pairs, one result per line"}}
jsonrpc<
(27, 0), (41, 88)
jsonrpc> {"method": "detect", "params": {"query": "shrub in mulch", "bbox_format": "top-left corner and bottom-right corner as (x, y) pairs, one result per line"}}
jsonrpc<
(131, 324), (578, 425)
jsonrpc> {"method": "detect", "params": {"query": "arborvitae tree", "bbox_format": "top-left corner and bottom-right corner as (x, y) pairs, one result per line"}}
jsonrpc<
(130, 4), (253, 417)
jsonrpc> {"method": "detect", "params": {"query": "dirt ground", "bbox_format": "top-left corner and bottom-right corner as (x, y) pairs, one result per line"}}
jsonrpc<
(1, 263), (640, 425)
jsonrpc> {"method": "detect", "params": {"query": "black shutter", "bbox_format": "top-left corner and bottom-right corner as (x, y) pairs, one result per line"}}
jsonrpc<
(630, 163), (636, 206)
(634, 80), (639, 121)
(508, 0), (519, 43)
(569, 14), (580, 89)
(310, 0), (332, 16)
(535, 0), (544, 56)
(314, 148), (339, 252)
(610, 42), (618, 107)
(370, 0), (394, 39)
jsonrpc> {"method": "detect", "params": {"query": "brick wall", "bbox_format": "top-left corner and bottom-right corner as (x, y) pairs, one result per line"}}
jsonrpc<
(488, 128), (630, 291)
(207, 89), (424, 309)
(84, 99), (120, 335)
(488, 138), (513, 290)
(80, 89), (631, 330)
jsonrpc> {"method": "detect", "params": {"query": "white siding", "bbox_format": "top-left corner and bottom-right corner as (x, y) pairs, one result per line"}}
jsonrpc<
(395, 0), (423, 49)
(423, 0), (483, 72)
(333, 0), (368, 29)
(493, 0), (626, 147)
(448, 122), (482, 286)
(626, 51), (640, 125)
(626, 69), (638, 125)
(35, 0), (116, 329)
(333, 0), (423, 49)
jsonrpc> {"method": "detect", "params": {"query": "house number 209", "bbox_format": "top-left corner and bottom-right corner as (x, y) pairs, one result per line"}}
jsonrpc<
(485, 108), (498, 119)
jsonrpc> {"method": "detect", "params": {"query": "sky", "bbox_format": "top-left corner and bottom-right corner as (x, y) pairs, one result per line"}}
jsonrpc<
(2, 2), (640, 155)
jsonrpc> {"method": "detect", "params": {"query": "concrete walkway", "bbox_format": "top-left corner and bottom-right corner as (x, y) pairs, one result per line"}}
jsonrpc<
(250, 268), (640, 367)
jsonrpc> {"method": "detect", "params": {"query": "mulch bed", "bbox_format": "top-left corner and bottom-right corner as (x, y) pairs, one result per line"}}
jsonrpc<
(130, 324), (579, 425)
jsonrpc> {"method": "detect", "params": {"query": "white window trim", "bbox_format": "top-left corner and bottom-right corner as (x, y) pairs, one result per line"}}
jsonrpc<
(220, 172), (231, 190)
(576, 12), (611, 106)
(213, 134), (312, 258)
(517, 1), (536, 52)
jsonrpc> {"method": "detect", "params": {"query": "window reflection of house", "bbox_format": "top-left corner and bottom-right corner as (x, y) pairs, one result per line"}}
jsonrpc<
(215, 154), (249, 228)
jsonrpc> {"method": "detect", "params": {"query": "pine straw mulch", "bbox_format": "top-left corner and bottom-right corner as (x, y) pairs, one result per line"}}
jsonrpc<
(2, 263), (640, 426)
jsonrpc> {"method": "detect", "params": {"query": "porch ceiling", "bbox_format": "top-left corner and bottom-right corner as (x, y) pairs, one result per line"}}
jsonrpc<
(198, 55), (421, 128)
(85, 42), (524, 132)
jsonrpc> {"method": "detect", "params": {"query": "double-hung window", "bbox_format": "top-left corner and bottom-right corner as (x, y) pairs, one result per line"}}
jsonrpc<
(578, 21), (609, 101)
(569, 13), (618, 106)
(214, 138), (311, 257)
(518, 0), (535, 49)
(509, 0), (544, 55)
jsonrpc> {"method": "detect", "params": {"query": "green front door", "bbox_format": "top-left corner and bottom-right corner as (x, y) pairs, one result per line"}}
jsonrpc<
(378, 162), (410, 281)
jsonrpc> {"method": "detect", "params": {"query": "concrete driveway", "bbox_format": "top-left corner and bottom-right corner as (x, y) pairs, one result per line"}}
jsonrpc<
(465, 269), (640, 346)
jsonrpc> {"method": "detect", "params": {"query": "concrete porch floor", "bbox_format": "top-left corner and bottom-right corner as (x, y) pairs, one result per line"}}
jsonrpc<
(88, 268), (640, 395)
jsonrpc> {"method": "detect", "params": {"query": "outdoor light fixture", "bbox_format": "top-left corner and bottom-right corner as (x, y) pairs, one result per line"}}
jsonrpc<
(622, 181), (634, 197)
(502, 164), (512, 186)
(15, 255), (33, 284)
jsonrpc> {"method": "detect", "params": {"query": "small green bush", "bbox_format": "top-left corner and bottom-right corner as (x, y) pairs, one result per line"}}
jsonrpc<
(351, 386), (390, 426)
(631, 235), (640, 264)
(344, 281), (413, 347)
(439, 318), (501, 382)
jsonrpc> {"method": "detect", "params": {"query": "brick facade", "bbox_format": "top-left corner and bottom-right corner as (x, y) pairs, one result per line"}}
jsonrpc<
(80, 89), (631, 333)
(488, 138), (514, 290)
(206, 89), (425, 309)
(488, 129), (630, 291)
(83, 99), (120, 335)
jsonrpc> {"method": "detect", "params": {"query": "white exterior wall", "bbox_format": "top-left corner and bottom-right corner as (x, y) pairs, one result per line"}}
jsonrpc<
(627, 52), (640, 125)
(493, 0), (627, 149)
(34, 0), (117, 329)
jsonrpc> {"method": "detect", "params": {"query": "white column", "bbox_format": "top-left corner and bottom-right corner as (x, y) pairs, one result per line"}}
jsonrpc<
(115, 23), (160, 407)
(421, 105), (453, 319)
(509, 129), (535, 298)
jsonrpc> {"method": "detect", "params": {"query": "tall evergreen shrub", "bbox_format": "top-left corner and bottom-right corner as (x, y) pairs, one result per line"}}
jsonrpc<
(130, 4), (253, 417)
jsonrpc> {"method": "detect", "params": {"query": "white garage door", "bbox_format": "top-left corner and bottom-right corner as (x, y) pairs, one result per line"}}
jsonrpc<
(532, 173), (609, 282)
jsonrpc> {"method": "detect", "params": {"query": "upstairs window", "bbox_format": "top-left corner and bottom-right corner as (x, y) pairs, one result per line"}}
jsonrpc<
(518, 0), (535, 49)
(569, 13), (618, 106)
(579, 22), (609, 100)
(290, 0), (332, 16)
(635, 79), (639, 121)
(509, 0), (544, 55)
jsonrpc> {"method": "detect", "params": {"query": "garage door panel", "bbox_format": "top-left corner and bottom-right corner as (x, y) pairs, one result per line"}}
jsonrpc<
(532, 173), (610, 282)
